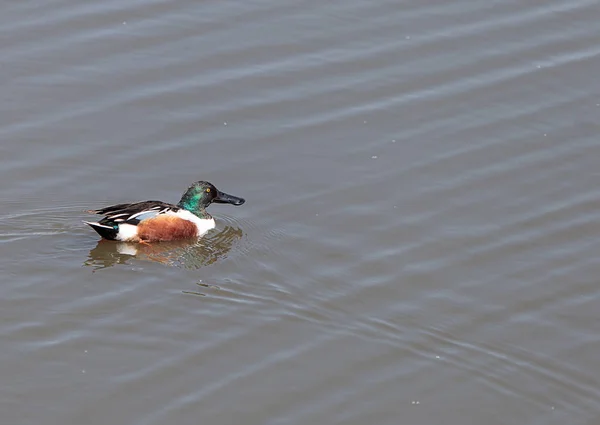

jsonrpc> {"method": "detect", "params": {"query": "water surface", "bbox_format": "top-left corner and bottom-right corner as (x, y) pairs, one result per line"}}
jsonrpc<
(1, 1), (600, 424)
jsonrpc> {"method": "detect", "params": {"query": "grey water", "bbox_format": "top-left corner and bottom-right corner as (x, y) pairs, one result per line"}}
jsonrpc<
(1, 1), (600, 424)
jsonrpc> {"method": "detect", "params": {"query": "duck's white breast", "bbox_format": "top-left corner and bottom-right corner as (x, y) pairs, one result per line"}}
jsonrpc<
(173, 210), (216, 236)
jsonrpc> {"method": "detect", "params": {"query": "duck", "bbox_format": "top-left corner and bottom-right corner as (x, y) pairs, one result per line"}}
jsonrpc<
(84, 181), (245, 242)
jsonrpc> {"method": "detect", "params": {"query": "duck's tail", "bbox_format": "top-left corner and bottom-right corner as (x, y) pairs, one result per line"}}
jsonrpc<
(84, 221), (118, 240)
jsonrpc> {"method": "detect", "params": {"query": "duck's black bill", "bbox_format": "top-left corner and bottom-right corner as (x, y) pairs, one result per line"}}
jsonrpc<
(214, 191), (245, 206)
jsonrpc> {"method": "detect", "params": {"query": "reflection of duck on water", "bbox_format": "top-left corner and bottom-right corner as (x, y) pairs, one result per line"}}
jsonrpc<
(84, 224), (244, 270)
(84, 181), (245, 243)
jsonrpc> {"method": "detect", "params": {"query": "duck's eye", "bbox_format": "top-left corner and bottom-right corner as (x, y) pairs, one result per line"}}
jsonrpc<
(206, 188), (211, 193)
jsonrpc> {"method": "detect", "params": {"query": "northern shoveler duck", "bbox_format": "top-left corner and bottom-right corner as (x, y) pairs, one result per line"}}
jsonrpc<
(84, 181), (245, 242)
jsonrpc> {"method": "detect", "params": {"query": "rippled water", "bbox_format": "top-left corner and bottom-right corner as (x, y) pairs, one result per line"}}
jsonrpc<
(2, 1), (600, 424)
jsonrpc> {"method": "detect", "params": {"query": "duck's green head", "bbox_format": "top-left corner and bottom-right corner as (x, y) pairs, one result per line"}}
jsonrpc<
(178, 181), (245, 216)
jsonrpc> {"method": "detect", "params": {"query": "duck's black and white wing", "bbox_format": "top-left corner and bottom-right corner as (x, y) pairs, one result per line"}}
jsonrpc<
(88, 201), (180, 225)
(84, 201), (180, 240)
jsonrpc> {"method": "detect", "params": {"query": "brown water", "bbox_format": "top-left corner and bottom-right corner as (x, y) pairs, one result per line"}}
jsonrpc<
(2, 1), (600, 424)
